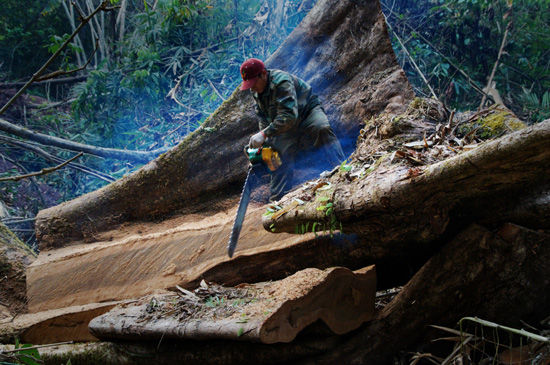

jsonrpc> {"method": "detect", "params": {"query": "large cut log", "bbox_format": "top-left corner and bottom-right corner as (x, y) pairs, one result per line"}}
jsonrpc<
(0, 301), (129, 344)
(35, 0), (413, 249)
(264, 118), (550, 246)
(306, 223), (550, 364)
(14, 223), (548, 364)
(89, 266), (376, 344)
(27, 204), (327, 312)
(27, 121), (548, 313)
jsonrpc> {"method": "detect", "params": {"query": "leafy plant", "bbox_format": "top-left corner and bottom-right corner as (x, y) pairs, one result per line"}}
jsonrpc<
(382, 0), (550, 122)
(519, 89), (550, 123)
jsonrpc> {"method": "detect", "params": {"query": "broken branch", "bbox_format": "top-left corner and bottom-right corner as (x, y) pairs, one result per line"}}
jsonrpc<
(0, 152), (83, 182)
(208, 79), (226, 102)
(0, 117), (168, 162)
(35, 38), (99, 82)
(385, 16), (439, 101)
(0, 134), (115, 182)
(0, 1), (109, 116)
(479, 20), (512, 109)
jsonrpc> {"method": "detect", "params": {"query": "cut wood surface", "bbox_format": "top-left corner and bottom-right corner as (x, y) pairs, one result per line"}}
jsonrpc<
(89, 266), (376, 344)
(27, 203), (323, 312)
(34, 0), (413, 249)
(0, 301), (129, 344)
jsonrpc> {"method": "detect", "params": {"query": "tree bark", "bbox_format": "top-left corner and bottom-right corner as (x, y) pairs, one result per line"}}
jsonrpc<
(264, 120), (550, 247)
(16, 223), (550, 364)
(0, 222), (35, 316)
(89, 266), (376, 344)
(306, 223), (550, 364)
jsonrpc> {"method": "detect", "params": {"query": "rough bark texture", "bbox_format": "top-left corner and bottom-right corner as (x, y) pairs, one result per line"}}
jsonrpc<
(0, 222), (35, 317)
(305, 223), (550, 364)
(35, 0), (413, 249)
(89, 266), (376, 344)
(264, 115), (549, 245)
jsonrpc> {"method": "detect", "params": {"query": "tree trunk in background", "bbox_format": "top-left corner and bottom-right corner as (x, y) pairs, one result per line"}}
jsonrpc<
(35, 0), (413, 249)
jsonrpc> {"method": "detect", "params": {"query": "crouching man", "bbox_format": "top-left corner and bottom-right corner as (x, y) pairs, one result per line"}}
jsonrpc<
(240, 58), (345, 201)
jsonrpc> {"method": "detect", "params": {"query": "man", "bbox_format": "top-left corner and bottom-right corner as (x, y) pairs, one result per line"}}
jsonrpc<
(240, 58), (344, 201)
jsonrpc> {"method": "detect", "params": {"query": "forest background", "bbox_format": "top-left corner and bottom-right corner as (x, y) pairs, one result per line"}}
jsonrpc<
(0, 0), (548, 250)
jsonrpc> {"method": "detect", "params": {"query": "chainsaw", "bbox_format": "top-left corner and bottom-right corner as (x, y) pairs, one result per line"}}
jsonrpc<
(227, 146), (282, 258)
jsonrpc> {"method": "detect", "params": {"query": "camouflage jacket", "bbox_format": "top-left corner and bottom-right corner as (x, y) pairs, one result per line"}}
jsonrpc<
(252, 69), (320, 137)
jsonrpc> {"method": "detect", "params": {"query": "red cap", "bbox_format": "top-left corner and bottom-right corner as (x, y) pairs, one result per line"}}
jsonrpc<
(240, 58), (265, 90)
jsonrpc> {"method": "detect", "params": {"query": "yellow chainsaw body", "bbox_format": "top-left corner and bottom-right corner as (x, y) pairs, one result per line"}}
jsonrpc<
(261, 147), (282, 171)
(247, 146), (282, 171)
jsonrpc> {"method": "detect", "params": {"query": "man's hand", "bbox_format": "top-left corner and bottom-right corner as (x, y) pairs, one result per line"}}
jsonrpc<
(249, 130), (266, 148)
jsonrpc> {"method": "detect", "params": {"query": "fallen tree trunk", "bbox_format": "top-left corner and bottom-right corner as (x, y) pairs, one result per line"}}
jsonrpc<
(264, 118), (550, 246)
(16, 223), (549, 364)
(89, 266), (376, 344)
(0, 301), (129, 344)
(26, 204), (325, 312)
(35, 0), (413, 249)
(306, 223), (550, 364)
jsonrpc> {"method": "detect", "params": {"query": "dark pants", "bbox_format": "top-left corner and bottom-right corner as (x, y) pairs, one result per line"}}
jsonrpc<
(268, 106), (344, 201)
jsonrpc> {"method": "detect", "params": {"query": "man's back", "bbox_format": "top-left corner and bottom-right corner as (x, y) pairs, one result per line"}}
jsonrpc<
(253, 69), (320, 135)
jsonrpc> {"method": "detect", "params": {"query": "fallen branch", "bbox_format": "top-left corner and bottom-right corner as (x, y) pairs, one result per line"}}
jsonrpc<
(381, 2), (488, 99)
(479, 17), (512, 109)
(385, 15), (439, 101)
(34, 38), (99, 82)
(208, 79), (226, 102)
(0, 1), (110, 116)
(0, 152), (46, 205)
(0, 118), (168, 163)
(1, 341), (74, 354)
(0, 134), (115, 182)
(0, 76), (87, 89)
(0, 152), (83, 182)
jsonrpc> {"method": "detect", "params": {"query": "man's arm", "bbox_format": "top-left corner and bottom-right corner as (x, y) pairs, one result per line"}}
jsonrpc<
(262, 80), (299, 137)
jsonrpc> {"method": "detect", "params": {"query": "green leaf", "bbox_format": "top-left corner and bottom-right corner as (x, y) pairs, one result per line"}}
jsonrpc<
(15, 344), (42, 365)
